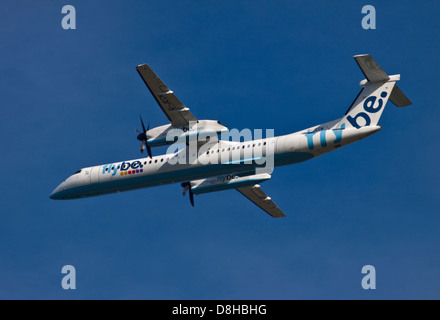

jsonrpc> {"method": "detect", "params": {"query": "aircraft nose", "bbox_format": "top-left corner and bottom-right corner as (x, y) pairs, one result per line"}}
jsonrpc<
(49, 182), (65, 200)
(49, 191), (60, 200)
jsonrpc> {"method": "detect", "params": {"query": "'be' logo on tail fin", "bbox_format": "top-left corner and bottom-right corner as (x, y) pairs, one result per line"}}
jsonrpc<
(347, 91), (387, 129)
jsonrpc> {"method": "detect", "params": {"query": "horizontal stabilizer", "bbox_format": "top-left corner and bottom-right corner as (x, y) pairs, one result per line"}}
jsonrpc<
(389, 84), (412, 107)
(354, 54), (390, 82)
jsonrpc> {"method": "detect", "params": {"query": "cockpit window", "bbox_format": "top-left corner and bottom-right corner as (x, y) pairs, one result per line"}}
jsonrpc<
(73, 169), (82, 175)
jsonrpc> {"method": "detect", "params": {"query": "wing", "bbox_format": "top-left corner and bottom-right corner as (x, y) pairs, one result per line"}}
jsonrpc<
(236, 185), (286, 218)
(136, 64), (198, 127)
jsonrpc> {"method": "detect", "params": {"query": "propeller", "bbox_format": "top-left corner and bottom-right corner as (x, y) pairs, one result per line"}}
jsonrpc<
(136, 115), (152, 158)
(181, 182), (194, 207)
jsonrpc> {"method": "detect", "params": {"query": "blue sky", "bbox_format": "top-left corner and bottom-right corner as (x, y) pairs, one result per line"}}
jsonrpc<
(0, 0), (439, 299)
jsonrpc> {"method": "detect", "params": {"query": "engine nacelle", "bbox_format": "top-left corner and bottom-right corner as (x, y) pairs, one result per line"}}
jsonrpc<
(146, 120), (228, 147)
(190, 173), (271, 195)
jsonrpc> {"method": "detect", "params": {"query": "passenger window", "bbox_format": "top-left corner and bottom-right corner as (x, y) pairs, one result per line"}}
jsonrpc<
(154, 159), (157, 163)
(161, 158), (164, 162)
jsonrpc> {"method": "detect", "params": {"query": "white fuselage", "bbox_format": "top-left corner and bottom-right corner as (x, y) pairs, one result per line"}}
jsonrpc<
(50, 125), (380, 200)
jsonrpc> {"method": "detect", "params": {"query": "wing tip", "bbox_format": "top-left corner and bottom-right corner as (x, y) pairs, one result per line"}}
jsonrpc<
(136, 63), (148, 69)
(354, 53), (370, 58)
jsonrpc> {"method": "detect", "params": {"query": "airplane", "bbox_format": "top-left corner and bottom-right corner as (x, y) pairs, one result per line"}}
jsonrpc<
(50, 54), (411, 218)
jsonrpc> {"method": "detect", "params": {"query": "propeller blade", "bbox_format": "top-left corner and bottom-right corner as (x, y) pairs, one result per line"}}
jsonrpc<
(181, 181), (194, 206)
(182, 184), (189, 196)
(146, 144), (152, 159)
(140, 115), (146, 133)
(140, 140), (146, 154)
(189, 189), (194, 207)
(135, 128), (141, 134)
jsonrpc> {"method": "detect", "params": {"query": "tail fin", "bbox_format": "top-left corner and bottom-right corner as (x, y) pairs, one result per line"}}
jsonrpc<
(338, 54), (412, 129)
